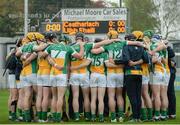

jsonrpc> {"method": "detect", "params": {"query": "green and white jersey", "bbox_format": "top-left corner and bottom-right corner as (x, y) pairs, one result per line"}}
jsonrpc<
(102, 41), (127, 73)
(20, 41), (38, 74)
(70, 42), (94, 74)
(102, 41), (127, 59)
(88, 52), (108, 75)
(45, 42), (76, 75)
(150, 41), (164, 73)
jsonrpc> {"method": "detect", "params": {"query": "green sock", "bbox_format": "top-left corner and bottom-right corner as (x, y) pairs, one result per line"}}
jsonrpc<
(24, 110), (31, 122)
(56, 112), (62, 122)
(11, 112), (17, 121)
(110, 112), (116, 120)
(84, 112), (91, 120)
(161, 110), (167, 117)
(117, 108), (124, 118)
(91, 114), (96, 121)
(52, 112), (56, 122)
(147, 108), (153, 120)
(18, 109), (22, 117)
(22, 110), (25, 121)
(140, 108), (147, 120)
(74, 112), (79, 120)
(9, 111), (12, 115)
(37, 111), (42, 120)
(42, 111), (47, 121)
(99, 114), (104, 122)
(154, 110), (160, 117)
(9, 111), (12, 119)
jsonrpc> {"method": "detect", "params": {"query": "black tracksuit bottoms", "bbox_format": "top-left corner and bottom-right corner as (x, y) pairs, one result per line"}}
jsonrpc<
(125, 75), (142, 119)
(168, 72), (176, 116)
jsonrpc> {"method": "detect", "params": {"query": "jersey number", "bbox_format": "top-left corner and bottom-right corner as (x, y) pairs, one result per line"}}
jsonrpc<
(51, 50), (66, 58)
(114, 50), (122, 59)
(94, 57), (102, 66)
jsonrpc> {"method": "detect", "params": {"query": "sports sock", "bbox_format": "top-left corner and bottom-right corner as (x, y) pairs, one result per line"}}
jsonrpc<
(117, 108), (124, 118)
(18, 108), (22, 117)
(74, 112), (79, 120)
(91, 114), (96, 121)
(52, 112), (56, 122)
(84, 112), (91, 120)
(110, 112), (116, 120)
(37, 111), (42, 120)
(11, 112), (17, 121)
(24, 110), (31, 122)
(99, 113), (104, 122)
(42, 111), (47, 121)
(140, 108), (147, 120)
(161, 110), (167, 117)
(147, 108), (153, 120)
(56, 112), (62, 122)
(154, 110), (160, 118)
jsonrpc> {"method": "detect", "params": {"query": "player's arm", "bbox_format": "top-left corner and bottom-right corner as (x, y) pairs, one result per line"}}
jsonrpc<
(161, 57), (167, 65)
(128, 59), (143, 66)
(23, 52), (38, 67)
(91, 47), (104, 54)
(33, 43), (50, 52)
(38, 51), (48, 58)
(6, 49), (16, 60)
(152, 56), (159, 63)
(105, 60), (124, 68)
(93, 39), (119, 48)
(127, 41), (147, 49)
(149, 41), (167, 55)
(72, 42), (84, 59)
(70, 59), (91, 71)
(47, 55), (63, 70)
(15, 47), (23, 57)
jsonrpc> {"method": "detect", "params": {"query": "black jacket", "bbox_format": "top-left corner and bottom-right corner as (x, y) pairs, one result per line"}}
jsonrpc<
(121, 45), (149, 71)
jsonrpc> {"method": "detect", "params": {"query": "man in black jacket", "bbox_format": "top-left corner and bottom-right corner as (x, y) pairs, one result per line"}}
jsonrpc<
(121, 31), (149, 122)
(167, 44), (176, 119)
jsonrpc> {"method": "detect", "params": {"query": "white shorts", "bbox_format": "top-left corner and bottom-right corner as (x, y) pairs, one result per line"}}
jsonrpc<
(69, 73), (90, 88)
(8, 74), (16, 89)
(90, 73), (106, 88)
(142, 75), (149, 85)
(37, 75), (50, 86)
(50, 74), (67, 87)
(162, 72), (170, 86)
(17, 80), (23, 89)
(150, 72), (164, 85)
(20, 74), (37, 87)
(107, 73), (124, 88)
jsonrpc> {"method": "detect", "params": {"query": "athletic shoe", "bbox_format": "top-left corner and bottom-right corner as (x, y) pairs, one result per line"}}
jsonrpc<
(118, 117), (124, 122)
(8, 116), (12, 120)
(137, 119), (143, 123)
(153, 116), (160, 121)
(111, 118), (117, 123)
(168, 115), (176, 119)
(41, 120), (48, 123)
(85, 117), (90, 121)
(74, 117), (80, 121)
(38, 119), (42, 123)
(127, 119), (138, 122)
(160, 115), (167, 121)
(99, 118), (104, 122)
(18, 116), (23, 121)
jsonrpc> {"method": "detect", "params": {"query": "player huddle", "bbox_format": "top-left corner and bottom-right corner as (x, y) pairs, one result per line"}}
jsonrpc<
(6, 30), (175, 123)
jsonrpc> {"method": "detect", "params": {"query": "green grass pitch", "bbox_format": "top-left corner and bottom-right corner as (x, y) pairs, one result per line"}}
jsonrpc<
(0, 89), (180, 124)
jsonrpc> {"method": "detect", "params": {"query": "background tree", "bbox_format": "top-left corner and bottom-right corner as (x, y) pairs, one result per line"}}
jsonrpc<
(124, 0), (158, 32)
(0, 0), (23, 37)
(155, 0), (180, 39)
